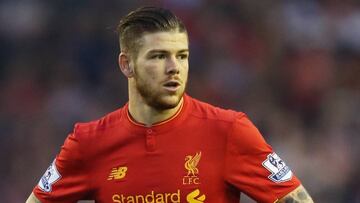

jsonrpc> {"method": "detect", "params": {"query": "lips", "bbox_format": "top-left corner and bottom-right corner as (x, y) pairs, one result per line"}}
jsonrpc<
(164, 81), (180, 87)
(163, 80), (181, 91)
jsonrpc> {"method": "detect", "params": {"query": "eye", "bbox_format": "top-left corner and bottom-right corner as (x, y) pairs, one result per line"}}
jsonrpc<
(151, 54), (166, 59)
(177, 54), (188, 60)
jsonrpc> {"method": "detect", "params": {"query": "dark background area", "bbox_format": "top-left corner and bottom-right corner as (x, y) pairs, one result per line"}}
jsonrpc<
(0, 0), (359, 202)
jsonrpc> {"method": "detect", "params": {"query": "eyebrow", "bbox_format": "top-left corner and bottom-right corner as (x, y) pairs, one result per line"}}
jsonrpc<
(147, 49), (189, 54)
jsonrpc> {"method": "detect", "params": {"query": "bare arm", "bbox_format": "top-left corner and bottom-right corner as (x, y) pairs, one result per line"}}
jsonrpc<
(25, 192), (41, 203)
(276, 184), (314, 203)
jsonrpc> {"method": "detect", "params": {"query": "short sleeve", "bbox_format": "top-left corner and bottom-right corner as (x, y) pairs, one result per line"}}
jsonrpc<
(33, 127), (92, 203)
(224, 115), (301, 203)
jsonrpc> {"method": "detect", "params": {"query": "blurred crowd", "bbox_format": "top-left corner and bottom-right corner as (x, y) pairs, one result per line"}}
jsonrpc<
(0, 0), (359, 202)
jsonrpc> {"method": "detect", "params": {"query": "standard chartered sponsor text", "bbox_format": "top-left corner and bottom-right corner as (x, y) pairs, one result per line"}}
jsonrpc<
(112, 190), (180, 203)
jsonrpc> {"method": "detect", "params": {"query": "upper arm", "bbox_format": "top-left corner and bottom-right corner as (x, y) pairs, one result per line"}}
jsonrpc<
(26, 192), (41, 203)
(32, 131), (91, 202)
(225, 115), (302, 202)
(276, 184), (314, 203)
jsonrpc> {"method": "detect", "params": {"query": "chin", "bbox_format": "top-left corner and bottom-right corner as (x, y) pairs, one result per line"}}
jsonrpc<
(150, 94), (183, 111)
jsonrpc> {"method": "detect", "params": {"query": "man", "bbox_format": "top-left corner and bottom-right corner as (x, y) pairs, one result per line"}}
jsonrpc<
(27, 6), (314, 203)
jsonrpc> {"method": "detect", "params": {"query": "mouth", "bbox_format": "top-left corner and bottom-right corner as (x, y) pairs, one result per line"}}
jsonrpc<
(163, 80), (181, 92)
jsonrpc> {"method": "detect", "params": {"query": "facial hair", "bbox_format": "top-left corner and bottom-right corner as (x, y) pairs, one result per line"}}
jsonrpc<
(133, 65), (186, 111)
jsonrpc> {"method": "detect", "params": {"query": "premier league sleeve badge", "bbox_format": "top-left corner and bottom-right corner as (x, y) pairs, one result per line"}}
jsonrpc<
(38, 159), (61, 192)
(262, 153), (293, 183)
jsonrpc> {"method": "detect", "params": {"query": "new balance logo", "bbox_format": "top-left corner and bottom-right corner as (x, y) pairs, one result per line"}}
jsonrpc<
(107, 166), (128, 180)
(186, 189), (206, 203)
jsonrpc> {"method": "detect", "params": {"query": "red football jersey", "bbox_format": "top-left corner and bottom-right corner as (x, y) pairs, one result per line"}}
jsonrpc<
(33, 94), (300, 203)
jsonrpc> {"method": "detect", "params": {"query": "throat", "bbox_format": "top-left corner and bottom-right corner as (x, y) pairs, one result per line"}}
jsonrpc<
(128, 97), (183, 126)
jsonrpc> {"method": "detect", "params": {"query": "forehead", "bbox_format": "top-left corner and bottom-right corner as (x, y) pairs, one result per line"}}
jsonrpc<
(138, 31), (189, 53)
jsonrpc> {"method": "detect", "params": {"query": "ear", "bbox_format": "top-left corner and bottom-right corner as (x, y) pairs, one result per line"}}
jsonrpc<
(118, 52), (134, 78)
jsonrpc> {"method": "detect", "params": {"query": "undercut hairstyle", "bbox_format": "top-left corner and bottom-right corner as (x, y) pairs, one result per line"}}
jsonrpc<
(117, 6), (187, 59)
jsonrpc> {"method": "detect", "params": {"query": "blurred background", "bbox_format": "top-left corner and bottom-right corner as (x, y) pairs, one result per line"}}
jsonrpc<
(0, 0), (359, 202)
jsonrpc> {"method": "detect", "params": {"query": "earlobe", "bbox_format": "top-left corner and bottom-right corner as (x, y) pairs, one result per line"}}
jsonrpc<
(119, 53), (134, 78)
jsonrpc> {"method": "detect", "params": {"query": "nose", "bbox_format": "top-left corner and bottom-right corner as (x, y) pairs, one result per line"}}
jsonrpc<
(165, 56), (180, 75)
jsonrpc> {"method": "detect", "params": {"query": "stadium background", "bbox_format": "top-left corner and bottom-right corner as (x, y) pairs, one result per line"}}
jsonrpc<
(0, 0), (359, 202)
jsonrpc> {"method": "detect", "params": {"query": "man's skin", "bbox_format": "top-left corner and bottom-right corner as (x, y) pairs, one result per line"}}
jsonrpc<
(276, 185), (314, 203)
(119, 31), (189, 126)
(25, 31), (314, 203)
(26, 193), (40, 203)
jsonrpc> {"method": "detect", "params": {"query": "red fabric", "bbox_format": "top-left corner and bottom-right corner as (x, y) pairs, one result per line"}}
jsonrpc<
(33, 94), (300, 203)
(225, 116), (300, 202)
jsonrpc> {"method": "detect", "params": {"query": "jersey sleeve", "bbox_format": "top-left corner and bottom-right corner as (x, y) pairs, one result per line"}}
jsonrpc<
(33, 125), (92, 203)
(224, 114), (301, 203)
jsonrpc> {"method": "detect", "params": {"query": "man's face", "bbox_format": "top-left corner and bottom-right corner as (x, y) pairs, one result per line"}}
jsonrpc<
(131, 31), (189, 110)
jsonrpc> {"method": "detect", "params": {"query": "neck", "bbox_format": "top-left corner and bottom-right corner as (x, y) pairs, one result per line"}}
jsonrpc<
(128, 87), (183, 127)
(128, 97), (183, 127)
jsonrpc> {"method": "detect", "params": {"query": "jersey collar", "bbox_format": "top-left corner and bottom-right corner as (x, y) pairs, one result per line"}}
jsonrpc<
(122, 94), (190, 134)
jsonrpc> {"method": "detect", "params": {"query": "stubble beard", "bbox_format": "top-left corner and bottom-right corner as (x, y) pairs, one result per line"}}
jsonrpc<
(134, 76), (186, 111)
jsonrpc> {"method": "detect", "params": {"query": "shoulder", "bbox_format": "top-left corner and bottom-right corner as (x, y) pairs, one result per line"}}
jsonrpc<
(186, 96), (268, 151)
(186, 95), (245, 124)
(186, 96), (266, 153)
(53, 107), (126, 168)
(71, 106), (125, 140)
(227, 112), (269, 155)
